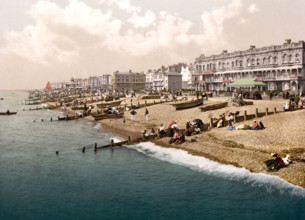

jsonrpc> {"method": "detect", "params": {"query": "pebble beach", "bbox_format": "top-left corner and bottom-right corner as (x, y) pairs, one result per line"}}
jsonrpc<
(65, 95), (305, 188)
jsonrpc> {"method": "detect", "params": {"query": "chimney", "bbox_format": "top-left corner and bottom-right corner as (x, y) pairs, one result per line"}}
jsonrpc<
(249, 45), (256, 50)
(284, 39), (291, 44)
(200, 54), (205, 58)
(222, 50), (227, 54)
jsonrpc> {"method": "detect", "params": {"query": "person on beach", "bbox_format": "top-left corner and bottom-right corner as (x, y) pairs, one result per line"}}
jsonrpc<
(122, 116), (126, 125)
(145, 108), (149, 121)
(252, 120), (259, 130)
(171, 122), (178, 130)
(150, 128), (155, 135)
(130, 109), (137, 121)
(295, 95), (300, 108)
(159, 124), (165, 134)
(259, 121), (265, 129)
(265, 153), (285, 171)
(227, 123), (235, 131)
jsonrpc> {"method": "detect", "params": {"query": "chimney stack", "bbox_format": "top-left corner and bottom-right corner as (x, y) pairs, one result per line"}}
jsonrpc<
(284, 39), (291, 44)
(250, 45), (256, 50)
(222, 50), (227, 54)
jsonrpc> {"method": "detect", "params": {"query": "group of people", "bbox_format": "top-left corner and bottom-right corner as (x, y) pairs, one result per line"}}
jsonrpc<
(228, 120), (265, 131)
(185, 121), (202, 136)
(128, 108), (149, 122)
(282, 95), (301, 111)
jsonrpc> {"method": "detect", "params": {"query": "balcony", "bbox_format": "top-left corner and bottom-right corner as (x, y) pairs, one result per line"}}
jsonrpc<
(192, 80), (206, 84)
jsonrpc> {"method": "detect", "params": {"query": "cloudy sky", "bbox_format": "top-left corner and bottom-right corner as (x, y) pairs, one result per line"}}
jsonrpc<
(1, 0), (305, 90)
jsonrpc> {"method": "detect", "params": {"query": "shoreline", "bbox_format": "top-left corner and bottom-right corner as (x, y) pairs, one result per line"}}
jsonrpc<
(51, 96), (305, 188)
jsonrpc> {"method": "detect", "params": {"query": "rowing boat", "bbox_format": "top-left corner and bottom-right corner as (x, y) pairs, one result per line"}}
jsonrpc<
(93, 112), (124, 120)
(199, 102), (228, 112)
(0, 112), (17, 115)
(171, 99), (203, 110)
(96, 100), (123, 109)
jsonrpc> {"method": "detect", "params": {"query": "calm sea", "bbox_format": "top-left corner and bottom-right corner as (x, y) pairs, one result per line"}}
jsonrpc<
(0, 90), (305, 220)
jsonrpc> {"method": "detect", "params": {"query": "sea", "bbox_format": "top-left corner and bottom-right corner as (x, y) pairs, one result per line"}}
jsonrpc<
(0, 90), (305, 220)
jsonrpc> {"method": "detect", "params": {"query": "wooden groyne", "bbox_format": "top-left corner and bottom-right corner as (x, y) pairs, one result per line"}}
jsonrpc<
(82, 106), (305, 153)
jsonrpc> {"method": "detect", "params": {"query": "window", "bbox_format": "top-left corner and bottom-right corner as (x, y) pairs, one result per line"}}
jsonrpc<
(288, 54), (292, 62)
(263, 57), (266, 65)
(232, 61), (234, 68)
(256, 58), (260, 66)
(247, 58), (251, 66)
(296, 54), (300, 63)
(283, 54), (287, 63)
(251, 59), (255, 66)
(269, 56), (272, 64)
(273, 56), (277, 64)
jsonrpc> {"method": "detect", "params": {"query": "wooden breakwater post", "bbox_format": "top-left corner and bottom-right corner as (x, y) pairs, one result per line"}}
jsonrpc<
(94, 143), (97, 152)
(274, 107), (277, 114)
(234, 114), (237, 123)
(128, 136), (131, 144)
(255, 108), (258, 118)
(145, 101), (147, 106)
(142, 133), (146, 141)
(154, 100), (156, 104)
(210, 118), (213, 128)
(266, 108), (268, 116)
(82, 146), (86, 153)
(110, 139), (114, 147)
(244, 111), (247, 121)
(157, 129), (161, 139)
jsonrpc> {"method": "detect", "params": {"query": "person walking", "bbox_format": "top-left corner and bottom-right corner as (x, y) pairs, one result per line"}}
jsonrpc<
(122, 116), (126, 125)
(130, 109), (137, 121)
(145, 108), (149, 121)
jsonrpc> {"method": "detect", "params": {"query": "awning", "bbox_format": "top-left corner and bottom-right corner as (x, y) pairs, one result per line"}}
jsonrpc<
(227, 79), (267, 87)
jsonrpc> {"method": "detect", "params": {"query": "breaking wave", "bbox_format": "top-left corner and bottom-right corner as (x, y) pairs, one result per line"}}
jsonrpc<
(128, 142), (305, 198)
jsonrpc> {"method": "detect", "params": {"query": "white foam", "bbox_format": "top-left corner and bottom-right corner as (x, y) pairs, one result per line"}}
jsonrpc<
(112, 137), (123, 143)
(93, 123), (101, 129)
(128, 142), (305, 197)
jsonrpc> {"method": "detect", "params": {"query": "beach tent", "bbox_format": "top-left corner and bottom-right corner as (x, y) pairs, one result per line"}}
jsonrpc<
(227, 79), (266, 88)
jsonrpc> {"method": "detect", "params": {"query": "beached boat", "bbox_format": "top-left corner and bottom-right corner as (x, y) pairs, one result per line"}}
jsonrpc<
(0, 112), (17, 115)
(58, 115), (77, 120)
(25, 101), (42, 105)
(142, 95), (161, 99)
(93, 112), (124, 121)
(199, 102), (228, 112)
(171, 99), (203, 110)
(71, 105), (94, 110)
(96, 100), (123, 109)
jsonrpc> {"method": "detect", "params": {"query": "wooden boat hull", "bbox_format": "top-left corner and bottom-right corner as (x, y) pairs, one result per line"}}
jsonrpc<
(142, 95), (161, 99)
(199, 102), (228, 112)
(0, 112), (17, 115)
(58, 115), (76, 120)
(171, 99), (203, 110)
(96, 100), (122, 109)
(93, 112), (124, 120)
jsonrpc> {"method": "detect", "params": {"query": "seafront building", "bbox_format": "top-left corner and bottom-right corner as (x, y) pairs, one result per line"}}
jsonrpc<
(181, 63), (195, 90)
(111, 71), (146, 92)
(193, 39), (305, 94)
(145, 64), (183, 92)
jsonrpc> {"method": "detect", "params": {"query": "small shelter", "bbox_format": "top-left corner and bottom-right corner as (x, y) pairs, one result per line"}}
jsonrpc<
(227, 79), (267, 100)
(227, 79), (267, 88)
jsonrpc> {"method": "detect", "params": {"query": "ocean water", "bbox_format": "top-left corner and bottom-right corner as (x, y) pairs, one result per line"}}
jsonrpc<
(0, 90), (305, 220)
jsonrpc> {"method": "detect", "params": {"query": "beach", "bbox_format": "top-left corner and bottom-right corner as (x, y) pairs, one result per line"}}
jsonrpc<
(62, 95), (305, 188)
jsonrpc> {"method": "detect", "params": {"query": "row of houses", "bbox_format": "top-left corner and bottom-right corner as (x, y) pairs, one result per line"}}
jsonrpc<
(50, 63), (194, 92)
(50, 39), (305, 94)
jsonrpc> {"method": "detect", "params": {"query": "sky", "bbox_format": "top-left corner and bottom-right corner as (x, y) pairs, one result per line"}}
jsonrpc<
(1, 0), (305, 90)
